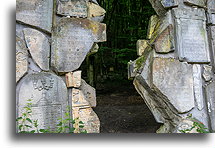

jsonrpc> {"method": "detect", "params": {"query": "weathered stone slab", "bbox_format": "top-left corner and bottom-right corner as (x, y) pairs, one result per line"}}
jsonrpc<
(16, 0), (53, 33)
(147, 15), (160, 39)
(173, 8), (210, 63)
(184, 0), (206, 8)
(209, 26), (215, 69)
(57, 0), (87, 18)
(71, 88), (90, 108)
(205, 81), (215, 132)
(136, 40), (149, 56)
(193, 64), (204, 111)
(148, 0), (167, 16)
(154, 25), (174, 53)
(51, 18), (106, 72)
(17, 72), (68, 132)
(87, 2), (106, 18)
(65, 71), (82, 88)
(161, 0), (178, 9)
(23, 28), (50, 71)
(128, 60), (137, 79)
(80, 79), (96, 107)
(203, 65), (213, 82)
(72, 107), (100, 133)
(152, 58), (195, 113)
(16, 36), (28, 83)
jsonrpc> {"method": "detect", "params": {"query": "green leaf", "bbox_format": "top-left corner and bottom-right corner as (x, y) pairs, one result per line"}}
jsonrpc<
(79, 125), (84, 128)
(26, 118), (32, 123)
(24, 125), (32, 128)
(57, 122), (62, 126)
(30, 130), (36, 133)
(19, 125), (23, 130)
(79, 121), (84, 124)
(16, 117), (22, 121)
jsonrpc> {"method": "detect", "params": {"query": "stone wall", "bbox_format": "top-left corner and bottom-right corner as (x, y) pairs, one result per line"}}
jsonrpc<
(16, 0), (106, 133)
(128, 0), (215, 133)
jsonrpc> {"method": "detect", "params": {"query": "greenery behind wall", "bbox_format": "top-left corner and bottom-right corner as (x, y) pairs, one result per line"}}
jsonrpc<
(81, 0), (156, 87)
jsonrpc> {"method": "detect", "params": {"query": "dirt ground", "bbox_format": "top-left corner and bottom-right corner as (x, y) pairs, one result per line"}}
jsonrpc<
(94, 80), (161, 133)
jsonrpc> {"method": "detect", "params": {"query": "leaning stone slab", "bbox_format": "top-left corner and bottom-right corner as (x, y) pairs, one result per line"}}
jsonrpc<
(16, 0), (53, 33)
(147, 15), (160, 39)
(205, 81), (215, 132)
(23, 28), (50, 71)
(87, 2), (106, 18)
(16, 36), (28, 83)
(65, 71), (82, 88)
(17, 72), (68, 132)
(173, 8), (210, 63)
(203, 65), (213, 82)
(80, 79), (96, 107)
(57, 0), (87, 18)
(148, 0), (167, 16)
(152, 58), (195, 113)
(51, 18), (106, 72)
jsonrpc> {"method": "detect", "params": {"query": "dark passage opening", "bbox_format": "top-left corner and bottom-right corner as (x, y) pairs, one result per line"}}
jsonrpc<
(81, 0), (161, 133)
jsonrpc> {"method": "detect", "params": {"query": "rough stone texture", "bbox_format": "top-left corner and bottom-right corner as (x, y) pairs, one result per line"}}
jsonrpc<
(51, 18), (106, 72)
(136, 40), (149, 56)
(173, 8), (210, 63)
(72, 107), (100, 133)
(17, 72), (68, 132)
(193, 64), (204, 111)
(87, 2), (106, 18)
(147, 15), (160, 39)
(148, 0), (167, 16)
(65, 71), (82, 88)
(152, 58), (195, 113)
(16, 0), (53, 33)
(203, 65), (213, 82)
(184, 0), (206, 7)
(57, 0), (88, 18)
(16, 36), (28, 83)
(80, 79), (96, 107)
(205, 81), (215, 132)
(23, 28), (50, 71)
(71, 88), (90, 108)
(207, 0), (215, 25)
(154, 25), (174, 53)
(209, 26), (215, 70)
(161, 0), (178, 9)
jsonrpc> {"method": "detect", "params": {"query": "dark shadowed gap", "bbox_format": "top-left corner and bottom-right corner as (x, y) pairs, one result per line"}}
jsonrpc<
(80, 0), (162, 133)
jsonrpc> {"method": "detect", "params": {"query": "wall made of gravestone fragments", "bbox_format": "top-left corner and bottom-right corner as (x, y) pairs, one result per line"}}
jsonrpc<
(16, 0), (106, 133)
(129, 0), (215, 133)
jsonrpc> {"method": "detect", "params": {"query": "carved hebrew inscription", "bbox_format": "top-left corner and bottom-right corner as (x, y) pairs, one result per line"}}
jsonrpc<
(175, 16), (210, 63)
(51, 18), (106, 72)
(17, 72), (68, 132)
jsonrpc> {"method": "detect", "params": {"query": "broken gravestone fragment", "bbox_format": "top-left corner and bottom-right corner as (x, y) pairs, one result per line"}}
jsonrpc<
(173, 8), (210, 63)
(71, 88), (90, 108)
(193, 64), (204, 111)
(87, 2), (106, 18)
(17, 72), (68, 132)
(203, 65), (213, 82)
(148, 0), (167, 16)
(16, 36), (28, 83)
(154, 25), (174, 53)
(147, 15), (160, 39)
(80, 79), (96, 107)
(51, 18), (106, 72)
(57, 0), (87, 18)
(65, 71), (82, 88)
(23, 28), (50, 71)
(16, 0), (53, 33)
(152, 58), (195, 113)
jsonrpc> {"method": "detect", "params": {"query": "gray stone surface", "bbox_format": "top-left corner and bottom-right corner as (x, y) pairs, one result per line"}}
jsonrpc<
(152, 58), (195, 113)
(203, 65), (213, 82)
(65, 71), (82, 88)
(173, 8), (210, 63)
(57, 0), (88, 18)
(205, 81), (215, 132)
(80, 79), (96, 107)
(16, 36), (28, 83)
(17, 72), (68, 132)
(148, 0), (167, 16)
(51, 18), (106, 72)
(209, 26), (215, 69)
(184, 0), (206, 7)
(193, 64), (204, 111)
(23, 28), (50, 71)
(161, 0), (178, 9)
(16, 0), (53, 33)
